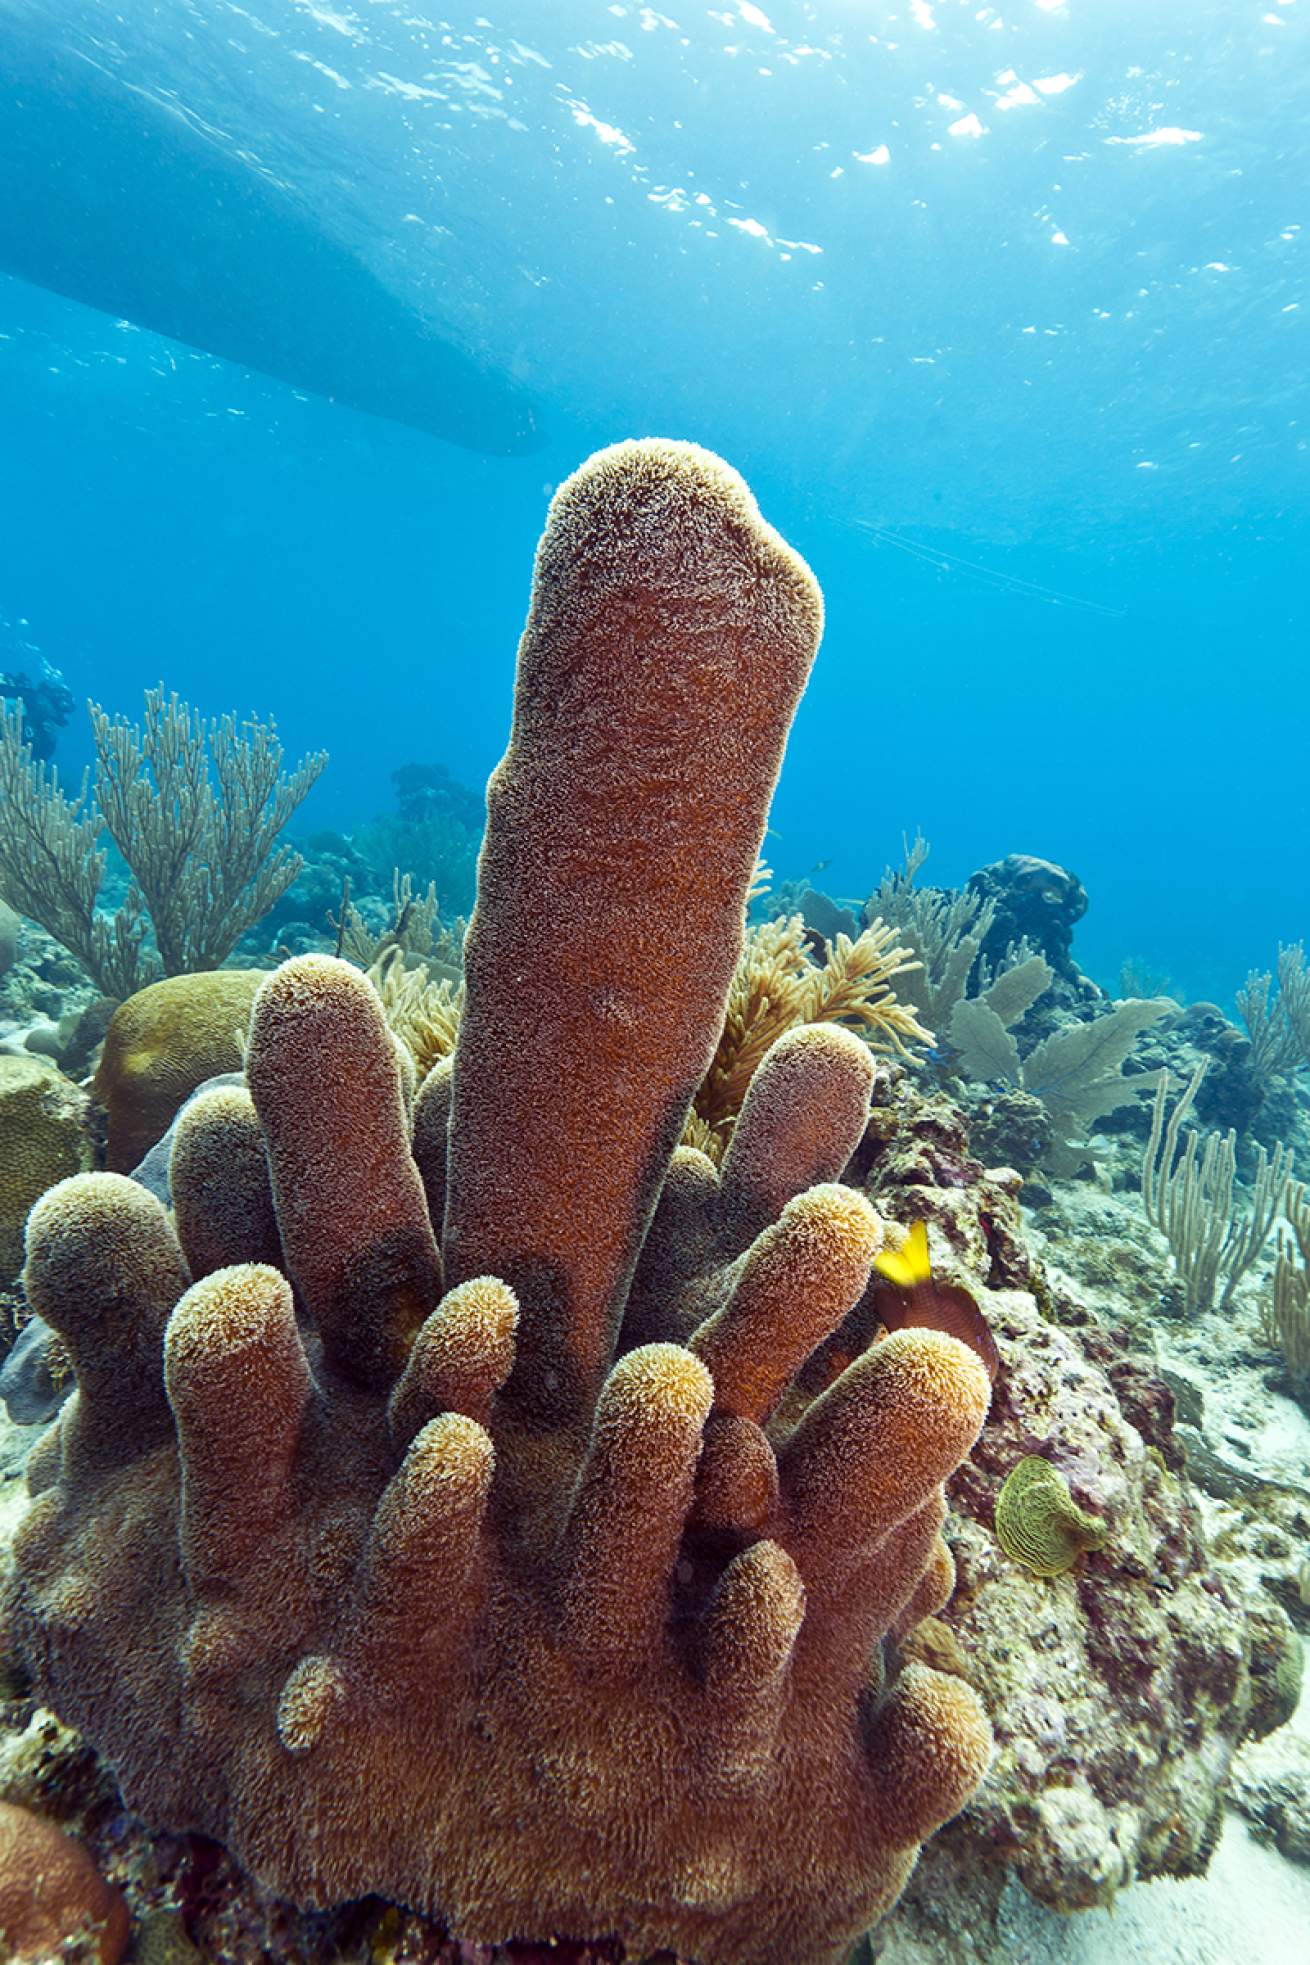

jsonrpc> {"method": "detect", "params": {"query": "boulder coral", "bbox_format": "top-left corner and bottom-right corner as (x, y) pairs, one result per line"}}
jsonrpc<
(90, 968), (267, 1171)
(4, 440), (994, 1965)
(0, 1052), (93, 1284)
(0, 1798), (130, 1965)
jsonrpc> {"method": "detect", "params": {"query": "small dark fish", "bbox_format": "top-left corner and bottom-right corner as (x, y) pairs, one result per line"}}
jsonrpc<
(810, 857), (834, 874)
(871, 1220), (1000, 1382)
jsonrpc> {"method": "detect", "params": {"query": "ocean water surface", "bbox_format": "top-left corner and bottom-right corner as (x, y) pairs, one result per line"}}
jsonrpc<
(1, 0), (1307, 1003)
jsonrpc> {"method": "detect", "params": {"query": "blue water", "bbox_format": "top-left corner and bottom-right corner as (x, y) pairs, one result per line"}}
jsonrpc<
(2, 0), (1307, 1007)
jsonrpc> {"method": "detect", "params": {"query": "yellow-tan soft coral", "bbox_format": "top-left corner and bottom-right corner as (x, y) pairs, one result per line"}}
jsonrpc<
(6, 439), (991, 1965)
(689, 914), (932, 1163)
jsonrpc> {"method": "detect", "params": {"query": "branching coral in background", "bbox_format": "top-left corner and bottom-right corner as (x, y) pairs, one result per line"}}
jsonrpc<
(351, 806), (480, 919)
(371, 945), (464, 1082)
(1237, 943), (1310, 1082)
(688, 913), (930, 1163)
(1262, 1181), (1310, 1399)
(1119, 954), (1177, 1002)
(861, 836), (997, 1035)
(349, 762), (484, 920)
(0, 688), (325, 996)
(90, 687), (327, 976)
(330, 873), (466, 1080)
(0, 702), (157, 999)
(1143, 1064), (1293, 1318)
(331, 869), (464, 972)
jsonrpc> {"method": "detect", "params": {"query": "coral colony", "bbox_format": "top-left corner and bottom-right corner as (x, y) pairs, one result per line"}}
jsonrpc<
(4, 443), (994, 1965)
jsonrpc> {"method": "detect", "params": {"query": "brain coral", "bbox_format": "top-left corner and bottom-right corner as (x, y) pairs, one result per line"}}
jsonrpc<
(5, 440), (993, 1965)
(0, 1054), (92, 1285)
(0, 1799), (130, 1965)
(90, 968), (267, 1172)
(994, 1454), (1107, 1576)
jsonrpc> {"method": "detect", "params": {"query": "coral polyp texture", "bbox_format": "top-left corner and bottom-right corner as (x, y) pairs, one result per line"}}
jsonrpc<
(4, 440), (994, 1965)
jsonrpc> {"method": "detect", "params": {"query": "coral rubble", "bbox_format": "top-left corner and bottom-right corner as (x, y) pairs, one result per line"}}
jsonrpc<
(3, 441), (995, 1965)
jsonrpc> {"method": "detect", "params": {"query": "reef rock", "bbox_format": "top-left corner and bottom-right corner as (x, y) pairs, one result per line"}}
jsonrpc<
(840, 1082), (1278, 1919)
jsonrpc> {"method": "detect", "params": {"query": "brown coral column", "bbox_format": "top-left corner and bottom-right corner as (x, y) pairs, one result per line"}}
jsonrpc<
(170, 1084), (281, 1279)
(862, 1663), (993, 1852)
(22, 1172), (191, 1485)
(718, 1023), (877, 1241)
(690, 1182), (883, 1423)
(442, 439), (824, 1429)
(164, 1263), (312, 1603)
(778, 1328), (992, 1604)
(245, 954), (443, 1389)
(560, 1342), (714, 1678)
(388, 1276), (519, 1446)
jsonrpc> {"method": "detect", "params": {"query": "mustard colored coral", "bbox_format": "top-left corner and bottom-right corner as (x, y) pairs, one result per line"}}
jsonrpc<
(6, 440), (992, 1965)
(0, 1054), (92, 1284)
(995, 1455), (1108, 1577)
(91, 968), (266, 1170)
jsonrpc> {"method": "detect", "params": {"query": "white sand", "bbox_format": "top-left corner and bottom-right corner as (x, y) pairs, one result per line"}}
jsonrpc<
(983, 1673), (1310, 1965)
(989, 1814), (1310, 1965)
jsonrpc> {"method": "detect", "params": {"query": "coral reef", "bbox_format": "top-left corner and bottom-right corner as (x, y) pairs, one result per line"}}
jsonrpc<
(833, 1072), (1282, 1914)
(966, 855), (1088, 984)
(3, 441), (995, 1965)
(1238, 942), (1310, 1083)
(965, 1089), (1055, 1181)
(351, 788), (480, 920)
(952, 992), (1171, 1175)
(1171, 1000), (1265, 1134)
(1265, 1181), (1310, 1402)
(1143, 1065), (1292, 1319)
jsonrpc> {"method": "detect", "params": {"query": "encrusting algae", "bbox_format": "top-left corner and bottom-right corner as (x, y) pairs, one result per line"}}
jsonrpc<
(3, 440), (995, 1965)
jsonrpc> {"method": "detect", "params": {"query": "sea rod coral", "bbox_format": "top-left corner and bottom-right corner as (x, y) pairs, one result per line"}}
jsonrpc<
(3, 440), (993, 1965)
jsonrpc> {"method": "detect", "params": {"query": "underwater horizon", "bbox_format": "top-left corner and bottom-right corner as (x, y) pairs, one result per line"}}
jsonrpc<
(2, 0), (1307, 1006)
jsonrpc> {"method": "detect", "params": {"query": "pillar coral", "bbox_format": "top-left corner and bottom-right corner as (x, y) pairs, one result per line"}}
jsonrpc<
(4, 440), (993, 1965)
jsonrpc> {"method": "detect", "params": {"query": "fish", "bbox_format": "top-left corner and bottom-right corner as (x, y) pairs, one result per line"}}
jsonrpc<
(0, 17), (544, 456)
(871, 1220), (1000, 1382)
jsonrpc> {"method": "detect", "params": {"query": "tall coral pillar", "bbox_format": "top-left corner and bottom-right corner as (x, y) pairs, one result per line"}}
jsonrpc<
(443, 439), (824, 1427)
